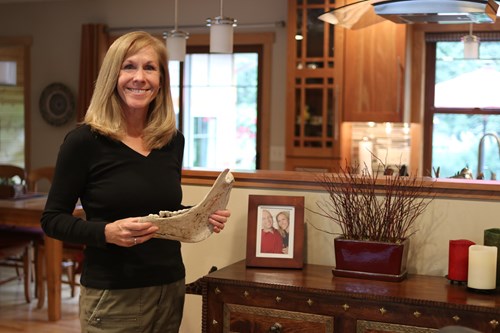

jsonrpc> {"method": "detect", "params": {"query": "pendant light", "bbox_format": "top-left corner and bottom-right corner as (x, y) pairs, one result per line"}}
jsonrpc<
(165, 0), (189, 62)
(206, 0), (237, 53)
(462, 24), (480, 59)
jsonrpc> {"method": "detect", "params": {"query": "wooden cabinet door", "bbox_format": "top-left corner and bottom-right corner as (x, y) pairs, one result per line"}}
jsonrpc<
(343, 20), (406, 122)
(285, 0), (342, 167)
(225, 303), (334, 333)
(357, 320), (438, 333)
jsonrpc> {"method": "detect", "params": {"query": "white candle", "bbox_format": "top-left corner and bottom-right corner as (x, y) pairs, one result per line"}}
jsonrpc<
(358, 138), (373, 175)
(467, 245), (498, 290)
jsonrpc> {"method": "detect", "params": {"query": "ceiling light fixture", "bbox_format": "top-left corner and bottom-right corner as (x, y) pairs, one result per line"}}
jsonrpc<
(462, 23), (480, 59)
(319, 0), (375, 30)
(319, 0), (499, 30)
(164, 0), (189, 62)
(206, 0), (237, 53)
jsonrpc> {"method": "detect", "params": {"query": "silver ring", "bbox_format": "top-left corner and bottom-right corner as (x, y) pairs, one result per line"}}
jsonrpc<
(134, 238), (137, 245)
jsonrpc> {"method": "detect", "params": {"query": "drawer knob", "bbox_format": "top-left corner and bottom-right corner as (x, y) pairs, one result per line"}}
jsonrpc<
(269, 322), (282, 332)
(490, 320), (499, 329)
(244, 291), (249, 298)
(214, 287), (221, 294)
(342, 303), (350, 311)
(413, 311), (421, 318)
(452, 315), (460, 322)
(307, 298), (313, 306)
(275, 296), (282, 303)
(379, 307), (387, 315)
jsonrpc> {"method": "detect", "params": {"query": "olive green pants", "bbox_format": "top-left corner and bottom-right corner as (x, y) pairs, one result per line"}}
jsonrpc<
(79, 279), (185, 333)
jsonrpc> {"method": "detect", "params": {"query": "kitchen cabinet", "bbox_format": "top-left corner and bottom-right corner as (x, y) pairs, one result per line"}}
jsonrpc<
(343, 14), (407, 122)
(285, 0), (343, 172)
(202, 260), (500, 333)
(285, 0), (408, 171)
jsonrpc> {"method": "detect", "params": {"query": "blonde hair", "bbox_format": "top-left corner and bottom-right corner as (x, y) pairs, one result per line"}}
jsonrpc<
(276, 211), (290, 235)
(84, 31), (177, 149)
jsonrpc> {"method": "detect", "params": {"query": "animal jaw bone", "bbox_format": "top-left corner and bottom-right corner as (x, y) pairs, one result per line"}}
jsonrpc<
(138, 169), (234, 243)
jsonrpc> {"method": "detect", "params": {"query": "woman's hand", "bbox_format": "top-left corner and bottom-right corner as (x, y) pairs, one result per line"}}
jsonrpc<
(105, 217), (159, 247)
(209, 209), (230, 233)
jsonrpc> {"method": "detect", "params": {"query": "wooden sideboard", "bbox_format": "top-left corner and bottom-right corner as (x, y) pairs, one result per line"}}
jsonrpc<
(201, 260), (500, 333)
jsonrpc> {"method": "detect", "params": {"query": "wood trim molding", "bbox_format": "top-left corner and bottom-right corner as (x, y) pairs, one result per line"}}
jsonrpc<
(0, 36), (32, 47)
(187, 32), (275, 46)
(181, 168), (500, 201)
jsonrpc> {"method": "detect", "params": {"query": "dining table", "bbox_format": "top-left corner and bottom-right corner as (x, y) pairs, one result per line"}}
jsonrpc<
(0, 194), (84, 321)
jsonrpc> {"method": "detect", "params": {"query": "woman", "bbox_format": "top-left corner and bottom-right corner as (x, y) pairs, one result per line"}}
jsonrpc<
(260, 209), (283, 254)
(41, 31), (230, 333)
(276, 211), (290, 254)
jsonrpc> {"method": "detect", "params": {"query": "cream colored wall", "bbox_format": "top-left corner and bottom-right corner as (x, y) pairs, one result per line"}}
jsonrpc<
(0, 0), (287, 170)
(180, 182), (500, 331)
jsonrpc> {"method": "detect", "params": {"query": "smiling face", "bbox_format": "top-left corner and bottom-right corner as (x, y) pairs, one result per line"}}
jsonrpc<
(261, 210), (274, 231)
(117, 46), (161, 114)
(277, 212), (289, 231)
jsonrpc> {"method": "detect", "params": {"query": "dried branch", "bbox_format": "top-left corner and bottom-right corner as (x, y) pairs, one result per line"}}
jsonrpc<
(309, 159), (435, 243)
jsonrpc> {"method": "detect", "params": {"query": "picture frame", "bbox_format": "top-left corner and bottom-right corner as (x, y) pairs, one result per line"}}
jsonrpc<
(245, 194), (305, 269)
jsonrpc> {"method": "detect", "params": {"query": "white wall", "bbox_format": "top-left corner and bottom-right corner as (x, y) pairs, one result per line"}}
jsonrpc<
(0, 0), (288, 170)
(180, 182), (500, 331)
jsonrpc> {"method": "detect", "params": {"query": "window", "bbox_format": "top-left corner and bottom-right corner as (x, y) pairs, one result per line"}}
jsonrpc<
(169, 44), (261, 171)
(0, 46), (25, 168)
(424, 33), (500, 180)
(0, 61), (17, 85)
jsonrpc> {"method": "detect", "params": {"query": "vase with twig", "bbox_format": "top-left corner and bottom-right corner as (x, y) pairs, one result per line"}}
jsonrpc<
(310, 157), (436, 281)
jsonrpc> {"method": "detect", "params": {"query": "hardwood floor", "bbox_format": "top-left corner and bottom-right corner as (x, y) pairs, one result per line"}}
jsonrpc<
(0, 267), (80, 333)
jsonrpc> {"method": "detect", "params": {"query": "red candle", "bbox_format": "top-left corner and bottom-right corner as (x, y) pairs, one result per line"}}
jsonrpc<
(448, 239), (475, 282)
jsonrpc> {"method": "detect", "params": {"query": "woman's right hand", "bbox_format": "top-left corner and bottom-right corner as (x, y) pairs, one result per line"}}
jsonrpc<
(104, 217), (159, 247)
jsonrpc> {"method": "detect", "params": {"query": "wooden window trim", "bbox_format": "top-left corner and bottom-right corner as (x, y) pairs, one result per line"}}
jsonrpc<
(423, 36), (500, 176)
(187, 32), (275, 169)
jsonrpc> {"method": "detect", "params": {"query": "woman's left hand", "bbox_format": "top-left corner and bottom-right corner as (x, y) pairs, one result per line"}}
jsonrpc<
(209, 209), (230, 233)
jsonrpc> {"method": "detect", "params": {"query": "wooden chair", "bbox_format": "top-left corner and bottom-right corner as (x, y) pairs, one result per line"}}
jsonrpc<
(0, 164), (26, 184)
(26, 166), (54, 193)
(0, 233), (33, 303)
(27, 166), (85, 307)
(0, 164), (43, 303)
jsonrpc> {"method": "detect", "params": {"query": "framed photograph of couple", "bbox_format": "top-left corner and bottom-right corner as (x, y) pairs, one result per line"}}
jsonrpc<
(245, 194), (304, 269)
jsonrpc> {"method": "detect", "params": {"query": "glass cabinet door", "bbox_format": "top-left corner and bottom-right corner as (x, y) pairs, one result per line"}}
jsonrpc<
(287, 0), (340, 160)
(293, 77), (336, 150)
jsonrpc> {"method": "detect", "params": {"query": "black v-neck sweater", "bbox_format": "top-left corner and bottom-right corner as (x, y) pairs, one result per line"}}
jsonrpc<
(41, 124), (186, 289)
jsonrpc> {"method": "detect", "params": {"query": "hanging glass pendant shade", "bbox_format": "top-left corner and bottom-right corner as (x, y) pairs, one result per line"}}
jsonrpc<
(206, 0), (237, 53)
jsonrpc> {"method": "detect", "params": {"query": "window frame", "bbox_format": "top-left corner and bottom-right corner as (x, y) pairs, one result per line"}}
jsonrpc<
(423, 33), (500, 177)
(184, 32), (274, 169)
(0, 37), (32, 171)
(175, 44), (263, 169)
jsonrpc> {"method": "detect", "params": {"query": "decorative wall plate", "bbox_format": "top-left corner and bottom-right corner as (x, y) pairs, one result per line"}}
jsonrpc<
(39, 82), (75, 126)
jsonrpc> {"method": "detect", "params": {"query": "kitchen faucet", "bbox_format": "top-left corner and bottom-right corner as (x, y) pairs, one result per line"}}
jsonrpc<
(476, 132), (500, 179)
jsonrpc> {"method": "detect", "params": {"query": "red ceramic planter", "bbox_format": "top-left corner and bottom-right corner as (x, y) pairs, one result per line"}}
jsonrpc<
(332, 237), (410, 282)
